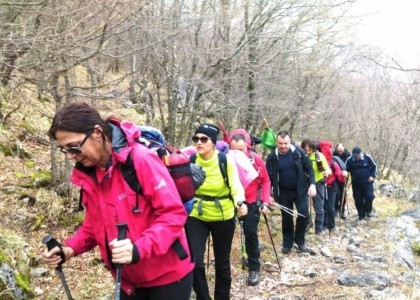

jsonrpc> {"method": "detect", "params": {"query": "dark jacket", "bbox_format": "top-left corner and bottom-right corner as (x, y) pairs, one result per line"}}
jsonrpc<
(266, 144), (315, 201)
(345, 153), (377, 185)
(333, 149), (351, 163)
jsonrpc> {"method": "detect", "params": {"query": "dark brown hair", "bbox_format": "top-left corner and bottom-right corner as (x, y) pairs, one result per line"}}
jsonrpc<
(48, 102), (112, 140)
(301, 138), (316, 151)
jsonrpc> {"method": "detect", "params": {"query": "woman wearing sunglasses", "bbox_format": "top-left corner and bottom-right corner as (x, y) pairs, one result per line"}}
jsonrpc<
(43, 103), (194, 299)
(186, 123), (247, 300)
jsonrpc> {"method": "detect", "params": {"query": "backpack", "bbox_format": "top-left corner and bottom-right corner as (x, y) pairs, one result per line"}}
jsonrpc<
(122, 128), (206, 205)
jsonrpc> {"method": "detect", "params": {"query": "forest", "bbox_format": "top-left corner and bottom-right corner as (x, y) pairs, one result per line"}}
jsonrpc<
(1, 0), (419, 187)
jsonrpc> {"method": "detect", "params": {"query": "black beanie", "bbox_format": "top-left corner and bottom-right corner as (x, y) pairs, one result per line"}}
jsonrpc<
(194, 123), (219, 145)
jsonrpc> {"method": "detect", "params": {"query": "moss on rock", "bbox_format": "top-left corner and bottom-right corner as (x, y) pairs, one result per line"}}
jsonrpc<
(30, 214), (46, 232)
(29, 170), (52, 188)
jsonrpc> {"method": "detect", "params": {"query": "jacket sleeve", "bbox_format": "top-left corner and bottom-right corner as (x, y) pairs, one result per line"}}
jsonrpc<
(265, 154), (275, 195)
(333, 162), (346, 183)
(226, 154), (245, 205)
(133, 150), (188, 260)
(64, 188), (98, 255)
(254, 154), (271, 204)
(366, 154), (378, 178)
(302, 153), (316, 185)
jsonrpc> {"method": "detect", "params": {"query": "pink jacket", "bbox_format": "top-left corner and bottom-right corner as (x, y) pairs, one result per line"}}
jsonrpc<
(65, 121), (194, 295)
(229, 129), (271, 205)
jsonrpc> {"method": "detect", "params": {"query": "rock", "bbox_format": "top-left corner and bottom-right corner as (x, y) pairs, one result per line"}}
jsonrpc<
(347, 244), (358, 253)
(320, 246), (332, 257)
(30, 267), (49, 278)
(305, 268), (317, 277)
(366, 287), (408, 299)
(338, 270), (391, 289)
(334, 256), (345, 264)
(34, 287), (44, 296)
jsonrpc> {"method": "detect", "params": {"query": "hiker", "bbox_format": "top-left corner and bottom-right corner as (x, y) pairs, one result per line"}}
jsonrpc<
(345, 147), (378, 221)
(333, 143), (351, 217)
(186, 123), (247, 300)
(229, 129), (271, 286)
(301, 139), (331, 237)
(266, 131), (316, 254)
(320, 142), (348, 232)
(333, 143), (351, 162)
(43, 103), (194, 300)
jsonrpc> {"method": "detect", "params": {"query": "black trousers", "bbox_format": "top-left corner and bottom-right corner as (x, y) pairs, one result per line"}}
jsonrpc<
(278, 189), (309, 248)
(120, 271), (193, 300)
(185, 217), (235, 300)
(243, 202), (261, 272)
(336, 181), (347, 216)
(324, 181), (338, 230)
(352, 182), (375, 219)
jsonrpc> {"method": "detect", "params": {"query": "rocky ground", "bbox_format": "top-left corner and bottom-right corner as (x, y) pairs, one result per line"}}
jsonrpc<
(1, 181), (418, 299)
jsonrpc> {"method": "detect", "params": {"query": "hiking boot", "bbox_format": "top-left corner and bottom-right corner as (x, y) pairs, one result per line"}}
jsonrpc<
(248, 271), (259, 286)
(366, 213), (372, 218)
(306, 219), (314, 232)
(281, 247), (292, 254)
(297, 244), (317, 255)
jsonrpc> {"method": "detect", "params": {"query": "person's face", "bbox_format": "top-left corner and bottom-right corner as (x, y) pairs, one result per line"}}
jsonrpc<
(304, 146), (313, 155)
(336, 145), (344, 155)
(276, 135), (291, 155)
(192, 134), (214, 156)
(353, 153), (361, 161)
(55, 128), (104, 167)
(229, 139), (247, 153)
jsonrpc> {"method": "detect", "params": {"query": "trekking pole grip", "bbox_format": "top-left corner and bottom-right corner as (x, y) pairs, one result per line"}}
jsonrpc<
(116, 223), (128, 241)
(42, 235), (65, 271)
(114, 223), (128, 300)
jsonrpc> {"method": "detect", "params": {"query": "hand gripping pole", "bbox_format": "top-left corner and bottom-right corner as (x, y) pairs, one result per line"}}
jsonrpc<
(114, 223), (128, 300)
(42, 235), (74, 300)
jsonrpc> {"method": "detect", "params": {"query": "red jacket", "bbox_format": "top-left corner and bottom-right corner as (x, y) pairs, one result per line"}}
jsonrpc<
(65, 121), (194, 295)
(326, 161), (346, 186)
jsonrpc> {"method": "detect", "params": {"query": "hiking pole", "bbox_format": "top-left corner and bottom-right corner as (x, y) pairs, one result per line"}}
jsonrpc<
(306, 196), (314, 232)
(236, 201), (246, 299)
(42, 235), (74, 300)
(237, 202), (246, 271)
(114, 223), (128, 300)
(324, 182), (331, 238)
(207, 235), (211, 268)
(339, 178), (348, 226)
(262, 214), (281, 273)
(273, 202), (306, 218)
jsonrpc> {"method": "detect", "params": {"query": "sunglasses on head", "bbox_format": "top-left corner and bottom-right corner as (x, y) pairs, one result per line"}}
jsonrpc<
(192, 136), (209, 143)
(59, 129), (94, 155)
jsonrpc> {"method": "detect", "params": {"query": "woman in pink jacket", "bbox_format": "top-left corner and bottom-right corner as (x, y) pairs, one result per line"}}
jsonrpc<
(43, 103), (194, 299)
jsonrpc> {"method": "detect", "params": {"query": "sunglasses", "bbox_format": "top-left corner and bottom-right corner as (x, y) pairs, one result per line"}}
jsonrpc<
(59, 129), (94, 155)
(192, 136), (209, 143)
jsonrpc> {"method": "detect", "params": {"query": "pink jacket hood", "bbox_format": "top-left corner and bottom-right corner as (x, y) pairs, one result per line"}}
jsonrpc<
(229, 128), (252, 150)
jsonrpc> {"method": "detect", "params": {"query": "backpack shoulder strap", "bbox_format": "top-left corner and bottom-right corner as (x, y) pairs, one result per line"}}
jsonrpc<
(190, 152), (229, 187)
(120, 151), (143, 194)
(218, 152), (229, 188)
(190, 153), (197, 164)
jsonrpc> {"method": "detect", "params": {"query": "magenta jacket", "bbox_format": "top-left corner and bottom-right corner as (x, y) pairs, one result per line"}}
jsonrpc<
(64, 121), (194, 295)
